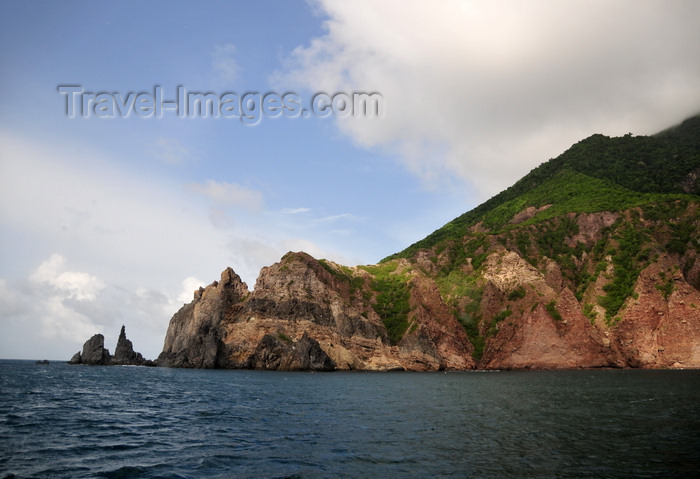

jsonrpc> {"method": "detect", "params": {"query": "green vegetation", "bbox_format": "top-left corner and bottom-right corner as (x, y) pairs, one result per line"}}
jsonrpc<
(459, 311), (485, 361)
(583, 303), (597, 323)
(493, 309), (513, 323)
(384, 115), (700, 262)
(435, 270), (485, 360)
(665, 217), (696, 255)
(545, 300), (563, 321)
(277, 333), (293, 343)
(599, 227), (648, 324)
(492, 309), (513, 323)
(439, 236), (488, 275)
(535, 215), (579, 257)
(360, 261), (412, 345)
(508, 286), (527, 301)
(318, 259), (365, 293)
(371, 275), (411, 345)
(358, 261), (399, 277)
(655, 271), (675, 300)
(515, 231), (532, 264)
(641, 198), (691, 222)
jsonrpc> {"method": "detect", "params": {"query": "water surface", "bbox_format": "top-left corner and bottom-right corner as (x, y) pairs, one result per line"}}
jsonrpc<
(1, 361), (698, 478)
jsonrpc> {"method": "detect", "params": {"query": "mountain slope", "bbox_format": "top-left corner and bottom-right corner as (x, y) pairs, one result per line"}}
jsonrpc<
(158, 115), (700, 370)
(385, 115), (700, 261)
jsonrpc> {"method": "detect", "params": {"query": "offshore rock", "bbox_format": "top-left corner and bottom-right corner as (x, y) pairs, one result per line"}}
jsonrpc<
(69, 326), (153, 366)
(68, 352), (82, 364)
(112, 325), (150, 366)
(74, 334), (111, 365)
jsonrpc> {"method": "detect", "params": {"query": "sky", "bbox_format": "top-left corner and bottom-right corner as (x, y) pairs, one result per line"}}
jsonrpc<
(1, 0), (699, 360)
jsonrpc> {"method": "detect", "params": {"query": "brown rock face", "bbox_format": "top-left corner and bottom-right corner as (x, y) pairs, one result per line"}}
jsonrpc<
(158, 267), (249, 368)
(159, 252), (477, 371)
(156, 202), (699, 371)
(401, 276), (474, 370)
(482, 288), (618, 370)
(613, 259), (700, 368)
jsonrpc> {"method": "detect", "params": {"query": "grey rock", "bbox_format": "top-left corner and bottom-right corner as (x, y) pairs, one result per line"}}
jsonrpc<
(158, 267), (249, 368)
(80, 334), (111, 365)
(69, 326), (154, 366)
(112, 325), (147, 365)
(245, 332), (335, 371)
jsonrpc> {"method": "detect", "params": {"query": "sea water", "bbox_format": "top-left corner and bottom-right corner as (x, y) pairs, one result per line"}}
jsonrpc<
(1, 360), (698, 478)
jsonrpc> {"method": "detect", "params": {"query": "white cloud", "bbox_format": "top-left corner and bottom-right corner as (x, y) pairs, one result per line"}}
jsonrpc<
(177, 276), (206, 304)
(314, 212), (353, 223)
(0, 255), (108, 351)
(0, 279), (23, 317)
(211, 43), (240, 86)
(151, 137), (195, 165)
(0, 133), (234, 359)
(278, 0), (700, 199)
(30, 254), (105, 301)
(0, 132), (369, 359)
(283, 207), (311, 214)
(187, 179), (263, 211)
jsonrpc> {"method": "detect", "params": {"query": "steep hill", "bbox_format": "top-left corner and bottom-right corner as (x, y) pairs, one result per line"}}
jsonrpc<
(385, 114), (700, 261)
(158, 115), (700, 370)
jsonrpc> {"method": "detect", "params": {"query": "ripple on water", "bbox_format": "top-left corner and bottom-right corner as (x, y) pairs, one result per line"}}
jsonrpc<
(1, 363), (699, 478)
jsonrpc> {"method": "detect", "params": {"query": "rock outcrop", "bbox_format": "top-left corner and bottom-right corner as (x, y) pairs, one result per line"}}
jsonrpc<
(158, 252), (477, 371)
(155, 116), (700, 371)
(70, 333), (111, 365)
(158, 267), (249, 368)
(69, 326), (153, 366)
(112, 325), (148, 365)
(245, 332), (335, 371)
(156, 200), (699, 371)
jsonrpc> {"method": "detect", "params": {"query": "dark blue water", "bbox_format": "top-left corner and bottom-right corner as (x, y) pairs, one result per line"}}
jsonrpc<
(1, 361), (698, 478)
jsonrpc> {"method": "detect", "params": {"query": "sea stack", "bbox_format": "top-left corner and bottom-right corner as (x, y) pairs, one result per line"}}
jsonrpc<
(69, 326), (153, 366)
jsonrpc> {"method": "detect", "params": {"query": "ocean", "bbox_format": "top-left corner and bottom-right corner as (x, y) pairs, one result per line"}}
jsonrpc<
(1, 360), (698, 478)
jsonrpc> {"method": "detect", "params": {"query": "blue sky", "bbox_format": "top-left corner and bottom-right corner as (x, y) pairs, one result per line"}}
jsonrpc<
(1, 0), (699, 360)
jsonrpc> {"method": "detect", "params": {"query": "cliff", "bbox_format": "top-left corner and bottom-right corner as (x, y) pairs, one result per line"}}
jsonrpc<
(158, 253), (474, 371)
(157, 115), (700, 371)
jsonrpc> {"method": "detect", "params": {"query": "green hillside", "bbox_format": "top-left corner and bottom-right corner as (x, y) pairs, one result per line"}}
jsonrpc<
(385, 115), (700, 262)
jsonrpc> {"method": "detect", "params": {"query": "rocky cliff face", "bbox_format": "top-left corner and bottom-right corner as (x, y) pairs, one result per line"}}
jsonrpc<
(159, 252), (476, 371)
(158, 267), (249, 368)
(154, 115), (699, 371)
(423, 208), (700, 370)
(158, 203), (699, 371)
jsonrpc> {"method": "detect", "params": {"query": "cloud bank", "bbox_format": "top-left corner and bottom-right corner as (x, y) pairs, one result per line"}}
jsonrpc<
(279, 0), (700, 198)
(0, 132), (359, 359)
